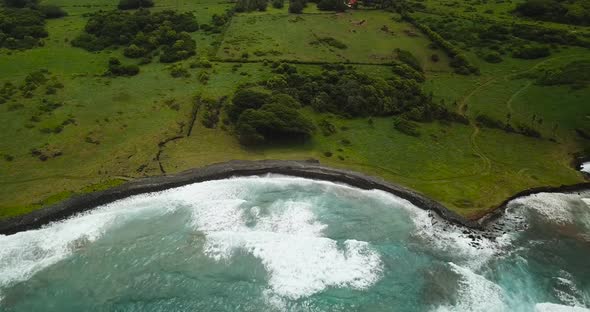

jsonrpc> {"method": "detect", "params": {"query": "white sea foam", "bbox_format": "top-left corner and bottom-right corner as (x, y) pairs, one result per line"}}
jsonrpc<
(0, 194), (172, 293)
(535, 303), (590, 312)
(581, 162), (590, 174)
(0, 175), (386, 302)
(168, 177), (383, 299)
(507, 192), (590, 225)
(432, 262), (506, 312)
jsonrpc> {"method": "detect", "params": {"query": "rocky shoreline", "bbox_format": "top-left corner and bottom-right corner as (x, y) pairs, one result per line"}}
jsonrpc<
(1, 159), (589, 235)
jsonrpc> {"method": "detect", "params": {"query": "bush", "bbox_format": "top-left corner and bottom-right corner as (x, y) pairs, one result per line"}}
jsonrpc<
(72, 10), (198, 63)
(317, 0), (346, 11)
(0, 8), (47, 50)
(272, 0), (284, 8)
(512, 44), (550, 59)
(235, 0), (268, 12)
(228, 89), (271, 121)
(483, 51), (503, 63)
(396, 48), (422, 72)
(236, 103), (314, 145)
(311, 37), (347, 49)
(107, 57), (139, 76)
(39, 5), (67, 18)
(289, 0), (304, 13)
(170, 65), (190, 78)
(118, 0), (154, 10)
(318, 119), (337, 136)
(393, 118), (420, 137)
(123, 44), (147, 58)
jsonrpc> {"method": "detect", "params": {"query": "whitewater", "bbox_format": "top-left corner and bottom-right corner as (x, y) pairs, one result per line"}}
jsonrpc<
(0, 175), (589, 311)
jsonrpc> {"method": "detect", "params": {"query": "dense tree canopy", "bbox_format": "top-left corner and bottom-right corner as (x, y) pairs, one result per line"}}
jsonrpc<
(235, 0), (268, 12)
(236, 102), (315, 145)
(0, 8), (47, 49)
(263, 64), (464, 123)
(516, 0), (590, 25)
(72, 9), (199, 63)
(118, 0), (154, 10)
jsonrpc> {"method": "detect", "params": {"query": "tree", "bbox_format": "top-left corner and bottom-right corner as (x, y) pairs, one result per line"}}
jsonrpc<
(272, 0), (284, 8)
(317, 0), (346, 12)
(228, 89), (271, 121)
(118, 0), (154, 10)
(39, 5), (67, 18)
(236, 103), (314, 145)
(289, 0), (304, 13)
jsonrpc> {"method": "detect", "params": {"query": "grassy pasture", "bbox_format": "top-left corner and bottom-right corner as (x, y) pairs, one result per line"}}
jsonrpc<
(217, 10), (451, 71)
(0, 0), (588, 219)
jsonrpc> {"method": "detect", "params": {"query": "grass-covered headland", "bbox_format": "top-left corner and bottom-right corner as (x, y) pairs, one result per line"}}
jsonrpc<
(0, 0), (588, 219)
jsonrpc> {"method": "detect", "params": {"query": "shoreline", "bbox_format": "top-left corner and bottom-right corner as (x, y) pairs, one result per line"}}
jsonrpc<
(1, 159), (589, 235)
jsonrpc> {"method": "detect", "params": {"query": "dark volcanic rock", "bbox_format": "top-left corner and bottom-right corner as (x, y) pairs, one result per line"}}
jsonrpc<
(1, 159), (589, 235)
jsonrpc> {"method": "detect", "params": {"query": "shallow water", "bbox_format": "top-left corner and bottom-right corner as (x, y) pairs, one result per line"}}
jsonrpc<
(0, 175), (589, 312)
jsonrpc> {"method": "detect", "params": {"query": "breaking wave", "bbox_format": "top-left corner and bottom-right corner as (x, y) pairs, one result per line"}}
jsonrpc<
(0, 175), (589, 311)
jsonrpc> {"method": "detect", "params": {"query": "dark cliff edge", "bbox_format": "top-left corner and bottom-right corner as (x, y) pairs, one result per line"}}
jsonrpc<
(477, 182), (590, 225)
(1, 159), (589, 235)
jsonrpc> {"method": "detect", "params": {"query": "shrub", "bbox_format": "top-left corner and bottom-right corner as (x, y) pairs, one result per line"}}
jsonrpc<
(39, 5), (67, 18)
(170, 65), (190, 78)
(289, 0), (304, 13)
(393, 117), (420, 137)
(395, 48), (422, 72)
(0, 8), (47, 50)
(512, 44), (550, 59)
(311, 37), (347, 49)
(483, 51), (503, 63)
(236, 103), (314, 145)
(123, 44), (147, 58)
(272, 0), (284, 8)
(228, 89), (271, 121)
(317, 0), (346, 11)
(107, 57), (139, 76)
(118, 0), (154, 10)
(235, 0), (268, 12)
(72, 10), (198, 63)
(318, 119), (337, 136)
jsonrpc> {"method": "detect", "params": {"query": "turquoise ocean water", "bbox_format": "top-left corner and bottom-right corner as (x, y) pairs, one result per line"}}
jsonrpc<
(0, 175), (589, 311)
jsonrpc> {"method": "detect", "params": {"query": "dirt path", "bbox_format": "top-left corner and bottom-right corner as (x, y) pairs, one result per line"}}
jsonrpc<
(454, 54), (589, 177)
(506, 81), (532, 115)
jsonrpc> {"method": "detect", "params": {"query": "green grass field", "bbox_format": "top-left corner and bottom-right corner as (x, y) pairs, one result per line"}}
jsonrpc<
(0, 0), (588, 220)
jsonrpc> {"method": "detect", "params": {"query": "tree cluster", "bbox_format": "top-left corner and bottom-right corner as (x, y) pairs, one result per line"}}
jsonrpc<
(516, 0), (590, 26)
(235, 0), (268, 12)
(476, 114), (541, 138)
(401, 13), (479, 75)
(201, 9), (234, 33)
(107, 57), (140, 76)
(511, 44), (550, 59)
(262, 63), (465, 124)
(317, 0), (346, 12)
(118, 0), (154, 10)
(1, 0), (66, 50)
(0, 8), (46, 49)
(534, 60), (590, 88)
(289, 0), (306, 13)
(71, 9), (198, 63)
(230, 89), (315, 145)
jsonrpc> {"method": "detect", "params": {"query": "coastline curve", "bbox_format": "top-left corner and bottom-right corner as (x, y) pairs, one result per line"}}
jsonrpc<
(1, 159), (589, 235)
